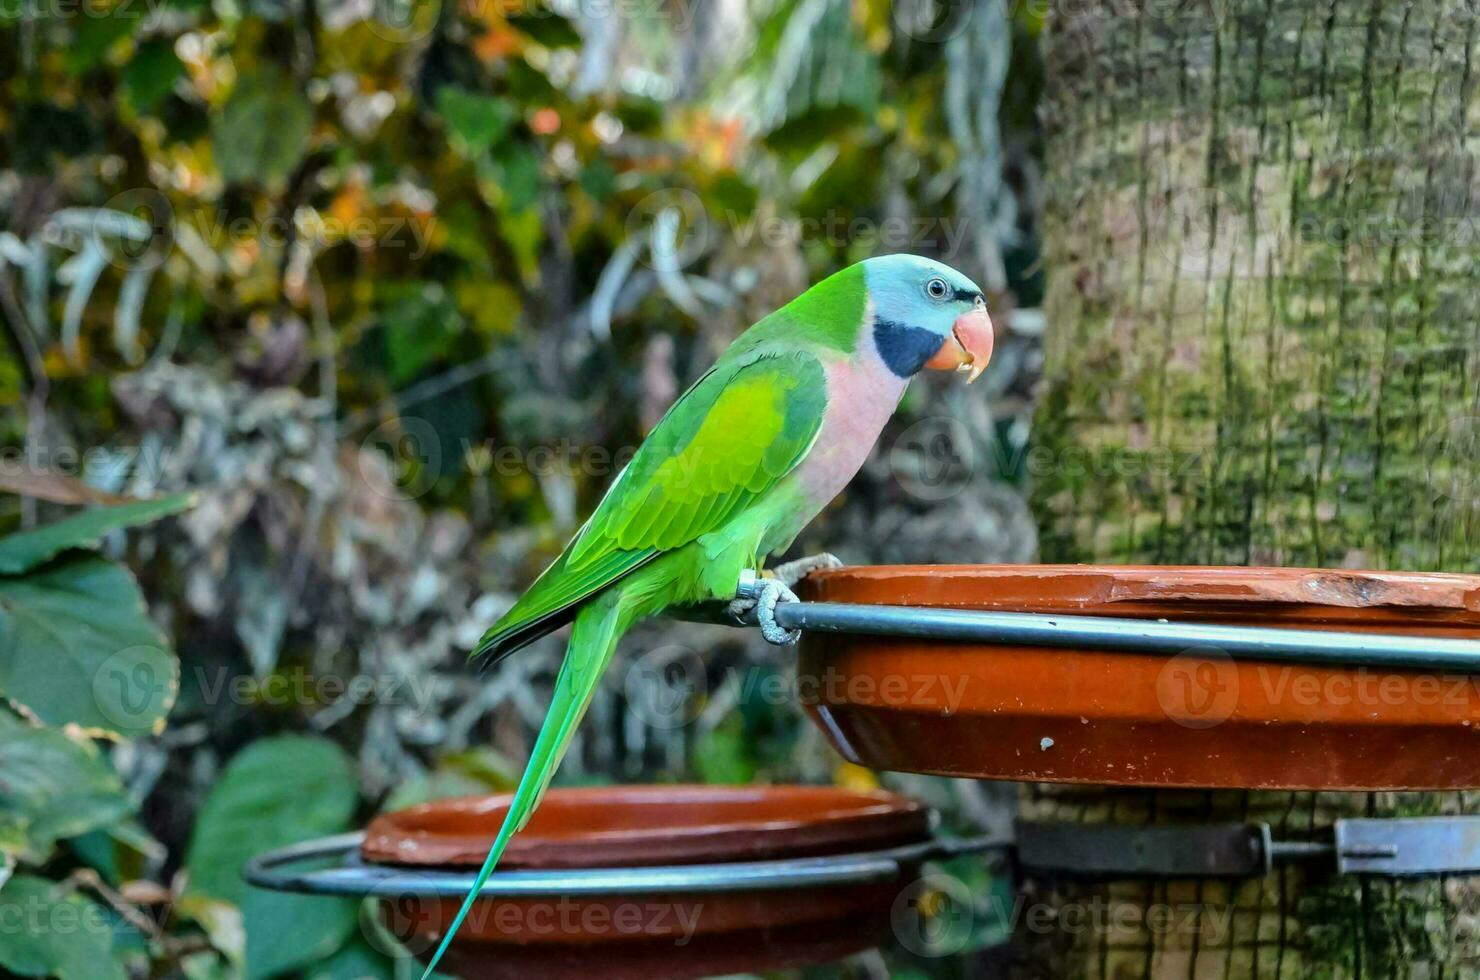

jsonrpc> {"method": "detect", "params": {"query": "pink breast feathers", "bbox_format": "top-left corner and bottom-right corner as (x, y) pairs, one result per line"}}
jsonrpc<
(791, 354), (910, 506)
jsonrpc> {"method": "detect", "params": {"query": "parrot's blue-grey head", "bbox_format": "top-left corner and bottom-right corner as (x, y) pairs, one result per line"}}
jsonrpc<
(862, 254), (994, 382)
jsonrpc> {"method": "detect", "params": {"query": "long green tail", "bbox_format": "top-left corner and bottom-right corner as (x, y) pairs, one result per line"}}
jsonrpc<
(418, 586), (638, 978)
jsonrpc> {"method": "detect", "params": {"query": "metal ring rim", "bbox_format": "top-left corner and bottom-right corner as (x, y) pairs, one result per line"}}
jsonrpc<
(243, 833), (1000, 899)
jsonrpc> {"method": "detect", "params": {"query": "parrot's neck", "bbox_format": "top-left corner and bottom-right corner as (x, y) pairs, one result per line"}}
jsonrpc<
(786, 302), (910, 512)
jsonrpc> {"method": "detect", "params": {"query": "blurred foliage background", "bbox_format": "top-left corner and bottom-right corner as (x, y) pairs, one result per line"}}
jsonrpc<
(0, 0), (1046, 976)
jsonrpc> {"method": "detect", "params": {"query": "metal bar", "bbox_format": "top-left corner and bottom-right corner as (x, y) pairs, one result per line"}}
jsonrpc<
(1013, 818), (1480, 878)
(244, 833), (1002, 899)
(1336, 817), (1480, 875)
(1016, 821), (1274, 877)
(681, 582), (1480, 673)
(1267, 840), (1334, 861)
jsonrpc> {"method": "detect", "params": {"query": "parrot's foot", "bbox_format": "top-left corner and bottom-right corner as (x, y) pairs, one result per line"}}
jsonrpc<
(726, 574), (802, 646)
(770, 552), (843, 589)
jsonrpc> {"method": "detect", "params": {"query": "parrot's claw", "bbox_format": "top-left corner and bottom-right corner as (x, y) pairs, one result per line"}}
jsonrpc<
(727, 574), (802, 646)
(755, 577), (802, 645)
(771, 552), (843, 589)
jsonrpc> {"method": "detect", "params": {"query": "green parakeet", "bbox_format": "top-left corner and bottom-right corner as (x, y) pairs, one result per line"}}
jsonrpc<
(420, 253), (993, 975)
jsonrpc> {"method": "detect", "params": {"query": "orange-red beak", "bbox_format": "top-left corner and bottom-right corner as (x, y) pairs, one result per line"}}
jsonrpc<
(924, 304), (994, 383)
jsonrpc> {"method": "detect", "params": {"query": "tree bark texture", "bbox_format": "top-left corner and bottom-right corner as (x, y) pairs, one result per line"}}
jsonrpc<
(1025, 1), (1480, 977)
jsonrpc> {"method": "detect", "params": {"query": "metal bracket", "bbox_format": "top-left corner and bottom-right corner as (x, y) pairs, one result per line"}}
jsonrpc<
(1335, 817), (1480, 875)
(1017, 821), (1274, 877)
(1016, 816), (1480, 879)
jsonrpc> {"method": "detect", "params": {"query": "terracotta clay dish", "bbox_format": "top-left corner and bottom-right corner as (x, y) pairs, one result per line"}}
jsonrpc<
(361, 785), (932, 979)
(796, 565), (1480, 791)
(363, 784), (928, 868)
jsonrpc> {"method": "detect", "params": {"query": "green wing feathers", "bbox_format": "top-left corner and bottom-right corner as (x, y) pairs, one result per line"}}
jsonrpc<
(573, 352), (826, 559)
(472, 349), (827, 662)
(471, 544), (656, 664)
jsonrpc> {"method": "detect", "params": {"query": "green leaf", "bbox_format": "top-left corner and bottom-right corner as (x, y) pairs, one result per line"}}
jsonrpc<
(381, 284), (464, 385)
(694, 718), (756, 785)
(0, 875), (127, 980)
(579, 158), (616, 201)
(0, 493), (196, 575)
(380, 769), (485, 814)
(213, 68), (314, 186)
(63, 9), (135, 75)
(302, 940), (394, 980)
(122, 40), (185, 115)
(185, 735), (357, 902)
(0, 555), (179, 738)
(241, 887), (357, 980)
(382, 745), (518, 811)
(506, 10), (580, 47)
(67, 821), (164, 886)
(435, 87), (511, 156)
(491, 143), (541, 211)
(0, 710), (131, 864)
(185, 736), (359, 980)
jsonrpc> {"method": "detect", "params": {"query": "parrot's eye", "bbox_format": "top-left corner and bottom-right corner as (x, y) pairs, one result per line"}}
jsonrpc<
(925, 277), (949, 300)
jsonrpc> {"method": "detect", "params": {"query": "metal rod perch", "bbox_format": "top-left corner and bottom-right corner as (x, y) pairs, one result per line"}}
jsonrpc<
(672, 571), (1480, 674)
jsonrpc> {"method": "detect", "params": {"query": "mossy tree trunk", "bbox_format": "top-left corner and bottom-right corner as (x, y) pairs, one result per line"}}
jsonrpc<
(1026, 1), (1480, 976)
